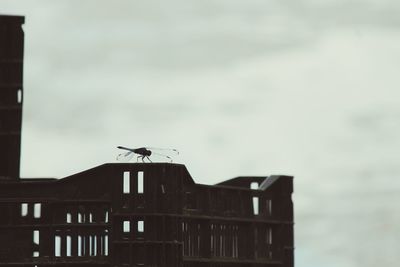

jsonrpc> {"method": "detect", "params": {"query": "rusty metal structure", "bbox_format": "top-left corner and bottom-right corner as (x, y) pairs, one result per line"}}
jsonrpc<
(0, 15), (294, 267)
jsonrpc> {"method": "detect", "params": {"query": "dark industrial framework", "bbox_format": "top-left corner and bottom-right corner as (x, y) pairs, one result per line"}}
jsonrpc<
(0, 15), (294, 267)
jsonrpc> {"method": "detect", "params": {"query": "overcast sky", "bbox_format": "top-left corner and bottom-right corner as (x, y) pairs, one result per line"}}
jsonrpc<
(1, 1), (400, 266)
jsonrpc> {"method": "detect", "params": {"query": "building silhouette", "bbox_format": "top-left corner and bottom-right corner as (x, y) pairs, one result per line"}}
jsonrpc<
(0, 15), (294, 267)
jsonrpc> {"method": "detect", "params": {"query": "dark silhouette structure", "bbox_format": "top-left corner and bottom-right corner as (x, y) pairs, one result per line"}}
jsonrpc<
(0, 15), (24, 180)
(0, 15), (294, 267)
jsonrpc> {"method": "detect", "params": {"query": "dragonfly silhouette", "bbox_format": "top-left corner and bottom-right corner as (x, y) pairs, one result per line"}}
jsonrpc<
(117, 146), (179, 163)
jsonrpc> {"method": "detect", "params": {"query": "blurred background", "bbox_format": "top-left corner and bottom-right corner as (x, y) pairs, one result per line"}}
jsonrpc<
(1, 0), (400, 266)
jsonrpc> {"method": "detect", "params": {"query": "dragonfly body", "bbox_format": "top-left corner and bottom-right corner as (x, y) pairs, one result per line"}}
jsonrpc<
(132, 147), (152, 157)
(117, 146), (178, 163)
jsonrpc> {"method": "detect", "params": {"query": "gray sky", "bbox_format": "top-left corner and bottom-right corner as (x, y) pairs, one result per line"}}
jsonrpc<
(1, 1), (400, 266)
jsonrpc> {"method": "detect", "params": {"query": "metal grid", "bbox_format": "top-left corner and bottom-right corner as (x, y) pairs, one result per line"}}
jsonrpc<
(0, 163), (293, 267)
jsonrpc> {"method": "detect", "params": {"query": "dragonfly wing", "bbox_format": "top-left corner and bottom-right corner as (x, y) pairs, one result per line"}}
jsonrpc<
(146, 147), (179, 155)
(117, 151), (134, 162)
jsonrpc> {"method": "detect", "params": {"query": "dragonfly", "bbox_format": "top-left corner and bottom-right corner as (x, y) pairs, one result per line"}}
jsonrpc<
(116, 146), (179, 163)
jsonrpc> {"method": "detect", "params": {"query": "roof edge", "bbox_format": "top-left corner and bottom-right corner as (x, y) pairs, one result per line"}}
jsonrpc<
(0, 15), (25, 23)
